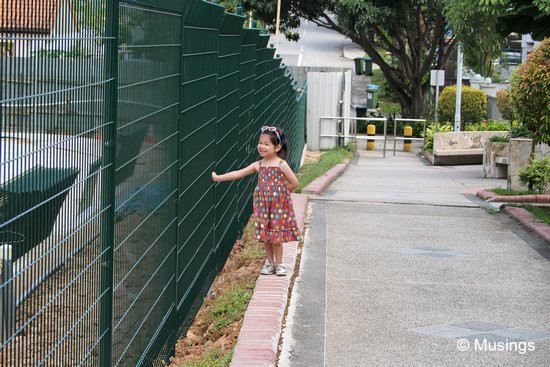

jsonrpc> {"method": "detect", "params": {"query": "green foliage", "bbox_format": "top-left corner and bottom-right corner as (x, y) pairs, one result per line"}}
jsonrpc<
(510, 122), (531, 138)
(438, 85), (487, 128)
(489, 188), (538, 195)
(178, 348), (232, 367)
(495, 89), (515, 121)
(445, 0), (506, 76)
(465, 120), (510, 131)
(422, 123), (453, 151)
(488, 135), (510, 142)
(243, 0), (455, 118)
(220, 0), (240, 13)
(509, 38), (550, 145)
(208, 281), (254, 332)
(379, 102), (402, 116)
(492, 0), (550, 41)
(371, 69), (399, 103)
(518, 156), (550, 193)
(295, 147), (353, 193)
(519, 204), (550, 225)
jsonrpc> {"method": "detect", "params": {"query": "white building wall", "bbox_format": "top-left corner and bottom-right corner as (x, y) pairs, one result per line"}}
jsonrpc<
(306, 72), (345, 150)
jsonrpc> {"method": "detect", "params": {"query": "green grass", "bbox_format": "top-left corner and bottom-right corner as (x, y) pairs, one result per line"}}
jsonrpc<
(208, 279), (255, 333)
(178, 348), (233, 367)
(519, 204), (550, 225)
(489, 188), (538, 196)
(295, 146), (354, 193)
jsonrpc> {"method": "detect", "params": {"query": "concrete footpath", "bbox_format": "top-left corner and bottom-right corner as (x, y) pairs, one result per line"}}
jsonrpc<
(279, 151), (550, 366)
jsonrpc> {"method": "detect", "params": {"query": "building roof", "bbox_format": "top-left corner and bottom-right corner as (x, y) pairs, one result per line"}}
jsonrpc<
(1, 0), (61, 34)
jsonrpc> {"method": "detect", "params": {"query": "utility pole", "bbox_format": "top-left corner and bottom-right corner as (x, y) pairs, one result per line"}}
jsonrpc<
(275, 0), (282, 48)
(454, 44), (463, 132)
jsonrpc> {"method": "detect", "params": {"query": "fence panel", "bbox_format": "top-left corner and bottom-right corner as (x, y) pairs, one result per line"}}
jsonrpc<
(111, 2), (182, 365)
(1, 0), (112, 365)
(237, 28), (260, 230)
(215, 13), (245, 261)
(177, 0), (223, 319)
(0, 0), (305, 365)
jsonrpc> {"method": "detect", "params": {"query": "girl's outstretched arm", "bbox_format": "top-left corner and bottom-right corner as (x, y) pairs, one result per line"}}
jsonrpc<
(212, 162), (258, 182)
(280, 162), (299, 192)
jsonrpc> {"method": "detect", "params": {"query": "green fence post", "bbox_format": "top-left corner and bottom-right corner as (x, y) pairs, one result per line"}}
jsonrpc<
(99, 0), (119, 365)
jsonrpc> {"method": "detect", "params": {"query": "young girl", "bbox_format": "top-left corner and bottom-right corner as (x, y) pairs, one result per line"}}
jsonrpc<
(212, 126), (301, 276)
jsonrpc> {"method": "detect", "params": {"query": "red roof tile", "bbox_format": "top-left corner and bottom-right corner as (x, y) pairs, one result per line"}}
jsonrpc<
(1, 0), (60, 34)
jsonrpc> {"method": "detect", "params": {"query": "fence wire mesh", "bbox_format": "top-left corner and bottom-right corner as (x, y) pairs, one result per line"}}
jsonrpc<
(0, 0), (306, 365)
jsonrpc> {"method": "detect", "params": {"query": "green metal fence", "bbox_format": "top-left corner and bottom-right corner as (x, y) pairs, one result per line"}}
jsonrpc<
(0, 0), (306, 365)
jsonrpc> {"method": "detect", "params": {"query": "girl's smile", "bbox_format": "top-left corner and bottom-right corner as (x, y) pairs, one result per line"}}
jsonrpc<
(257, 134), (280, 158)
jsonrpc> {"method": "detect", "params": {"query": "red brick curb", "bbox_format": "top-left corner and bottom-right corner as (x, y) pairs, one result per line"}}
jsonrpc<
(503, 206), (550, 243)
(230, 194), (308, 367)
(477, 190), (550, 203)
(301, 160), (350, 195)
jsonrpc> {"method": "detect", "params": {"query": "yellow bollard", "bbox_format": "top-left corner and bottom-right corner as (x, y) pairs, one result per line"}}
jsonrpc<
(367, 124), (376, 150)
(403, 125), (412, 152)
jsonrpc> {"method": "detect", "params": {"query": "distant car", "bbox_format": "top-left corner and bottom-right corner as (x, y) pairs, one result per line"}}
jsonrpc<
(500, 48), (522, 65)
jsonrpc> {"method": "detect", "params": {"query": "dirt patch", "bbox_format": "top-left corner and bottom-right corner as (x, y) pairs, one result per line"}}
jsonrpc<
(169, 220), (265, 366)
(303, 151), (321, 165)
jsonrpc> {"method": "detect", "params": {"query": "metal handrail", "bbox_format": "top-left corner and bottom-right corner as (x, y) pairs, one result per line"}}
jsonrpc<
(392, 118), (427, 156)
(319, 116), (388, 157)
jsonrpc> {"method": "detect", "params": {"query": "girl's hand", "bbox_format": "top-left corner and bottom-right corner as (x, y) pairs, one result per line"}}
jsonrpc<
(212, 172), (219, 182)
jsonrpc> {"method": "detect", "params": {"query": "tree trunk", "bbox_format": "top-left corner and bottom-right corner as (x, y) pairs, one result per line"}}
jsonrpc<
(400, 84), (425, 119)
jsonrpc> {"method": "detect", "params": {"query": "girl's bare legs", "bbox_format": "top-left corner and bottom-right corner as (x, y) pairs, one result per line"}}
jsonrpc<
(272, 243), (283, 265)
(264, 243), (275, 265)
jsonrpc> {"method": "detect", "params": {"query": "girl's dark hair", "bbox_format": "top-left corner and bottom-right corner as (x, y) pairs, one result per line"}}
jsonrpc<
(262, 127), (288, 160)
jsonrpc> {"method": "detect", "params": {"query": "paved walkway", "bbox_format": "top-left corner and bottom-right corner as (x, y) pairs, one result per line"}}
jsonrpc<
(280, 151), (550, 366)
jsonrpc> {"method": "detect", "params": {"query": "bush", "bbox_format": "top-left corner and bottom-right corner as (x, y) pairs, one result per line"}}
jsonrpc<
(495, 89), (514, 121)
(465, 120), (509, 131)
(438, 85), (487, 128)
(422, 123), (453, 151)
(488, 135), (510, 143)
(518, 156), (550, 193)
(509, 38), (550, 145)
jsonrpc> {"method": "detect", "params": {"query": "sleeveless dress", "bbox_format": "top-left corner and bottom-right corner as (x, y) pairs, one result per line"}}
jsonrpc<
(253, 159), (301, 244)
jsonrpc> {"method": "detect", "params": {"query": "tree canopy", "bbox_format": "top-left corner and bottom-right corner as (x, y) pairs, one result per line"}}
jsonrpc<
(479, 0), (550, 40)
(243, 0), (455, 118)
(445, 0), (506, 76)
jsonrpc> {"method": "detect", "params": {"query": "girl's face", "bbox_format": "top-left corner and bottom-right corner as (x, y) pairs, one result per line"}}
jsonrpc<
(257, 134), (280, 158)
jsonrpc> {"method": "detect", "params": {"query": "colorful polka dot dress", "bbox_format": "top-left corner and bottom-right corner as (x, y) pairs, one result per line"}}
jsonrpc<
(253, 159), (301, 243)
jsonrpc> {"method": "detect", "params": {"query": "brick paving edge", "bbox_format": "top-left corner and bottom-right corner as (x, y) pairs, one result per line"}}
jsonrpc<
(477, 190), (550, 203)
(503, 206), (550, 243)
(230, 194), (309, 367)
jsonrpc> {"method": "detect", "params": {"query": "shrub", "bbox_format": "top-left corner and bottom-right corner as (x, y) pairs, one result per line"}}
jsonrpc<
(465, 120), (509, 131)
(422, 123), (453, 151)
(509, 38), (550, 146)
(518, 156), (550, 193)
(488, 135), (510, 143)
(438, 85), (487, 128)
(495, 89), (514, 121)
(510, 122), (531, 138)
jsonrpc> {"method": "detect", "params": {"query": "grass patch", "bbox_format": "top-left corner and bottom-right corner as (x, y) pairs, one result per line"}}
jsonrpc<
(172, 220), (265, 366)
(207, 279), (255, 332)
(295, 146), (354, 193)
(519, 204), (550, 225)
(178, 348), (233, 367)
(489, 188), (538, 196)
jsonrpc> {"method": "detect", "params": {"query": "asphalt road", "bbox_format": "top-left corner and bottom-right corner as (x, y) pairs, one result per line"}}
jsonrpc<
(270, 19), (357, 68)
